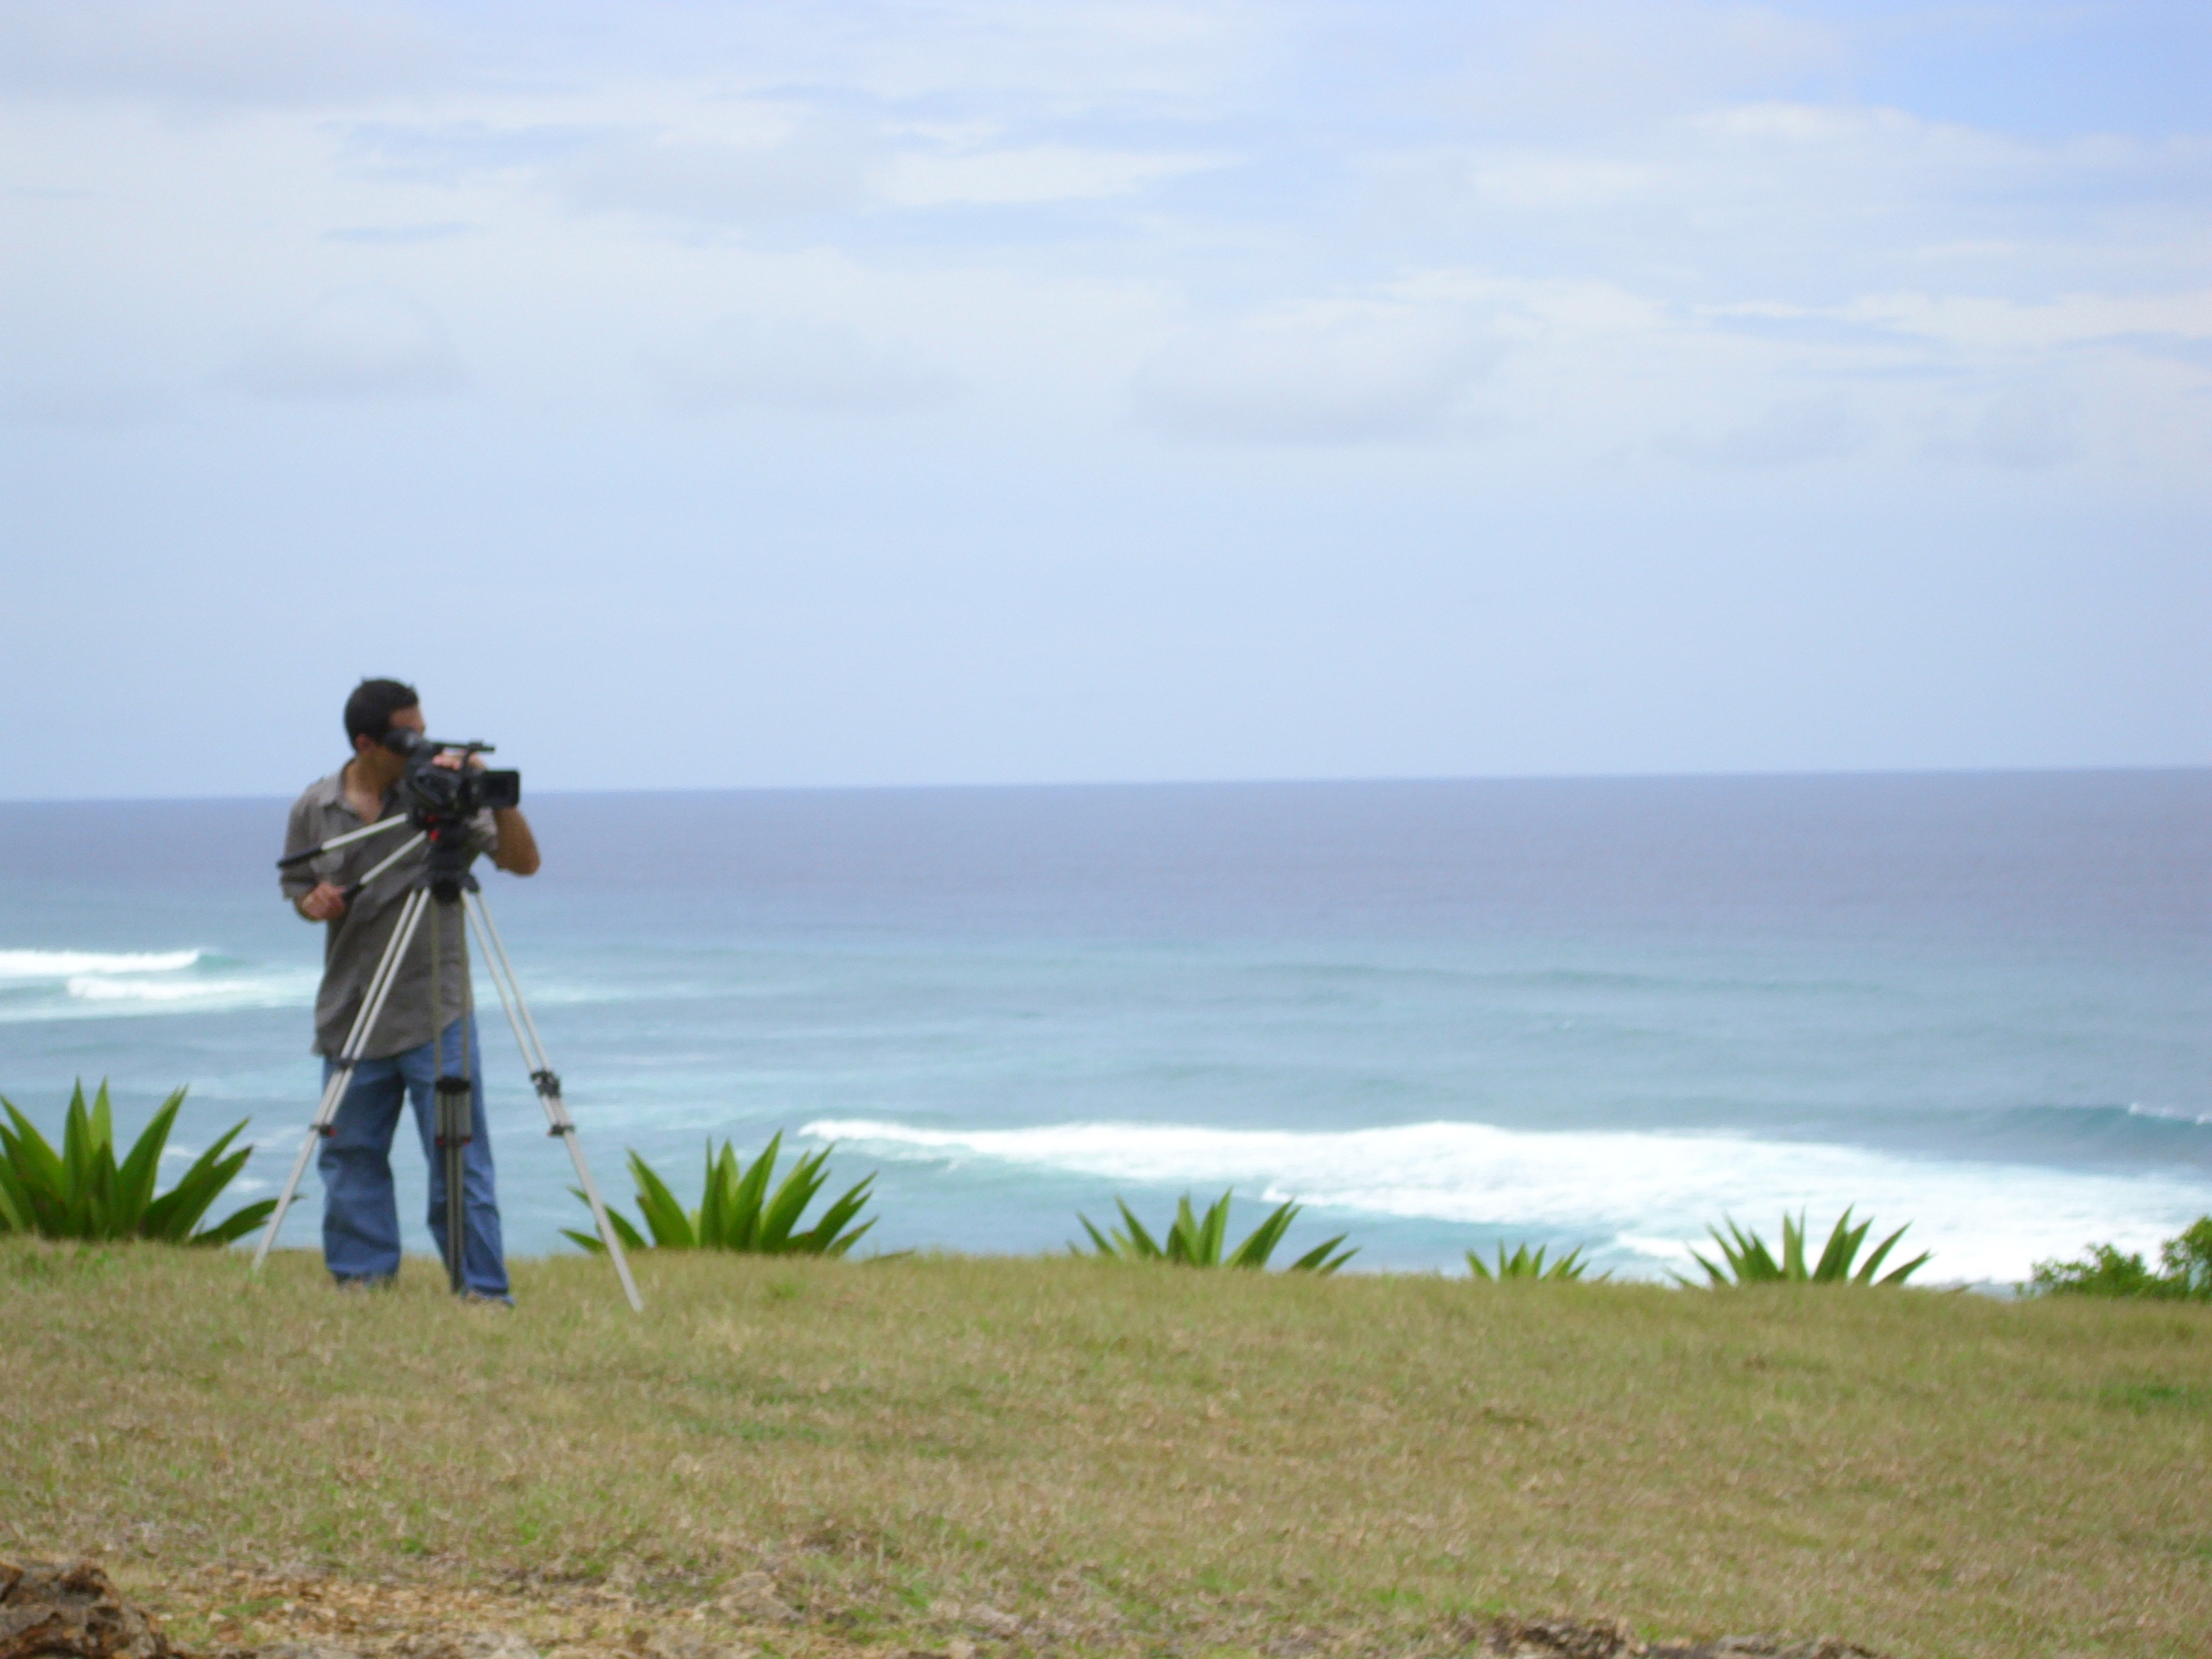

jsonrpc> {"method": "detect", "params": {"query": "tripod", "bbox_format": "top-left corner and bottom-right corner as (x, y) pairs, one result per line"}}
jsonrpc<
(252, 812), (643, 1311)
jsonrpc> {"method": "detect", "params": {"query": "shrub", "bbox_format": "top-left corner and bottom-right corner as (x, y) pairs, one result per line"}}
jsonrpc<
(1076, 1190), (1355, 1273)
(1466, 1242), (1599, 1281)
(2029, 1216), (2212, 1301)
(1680, 1208), (1929, 1287)
(566, 1131), (876, 1256)
(0, 1082), (275, 1246)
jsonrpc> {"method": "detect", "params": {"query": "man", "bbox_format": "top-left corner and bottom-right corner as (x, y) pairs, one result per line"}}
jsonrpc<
(280, 678), (541, 1299)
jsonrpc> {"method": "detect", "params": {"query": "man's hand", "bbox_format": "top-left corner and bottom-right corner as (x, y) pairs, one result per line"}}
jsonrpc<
(493, 808), (541, 876)
(297, 882), (348, 922)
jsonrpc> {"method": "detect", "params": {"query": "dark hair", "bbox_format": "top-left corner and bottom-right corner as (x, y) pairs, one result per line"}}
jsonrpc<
(344, 678), (420, 746)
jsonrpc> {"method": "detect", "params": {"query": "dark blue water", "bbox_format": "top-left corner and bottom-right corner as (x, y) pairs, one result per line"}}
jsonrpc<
(2, 771), (2205, 1283)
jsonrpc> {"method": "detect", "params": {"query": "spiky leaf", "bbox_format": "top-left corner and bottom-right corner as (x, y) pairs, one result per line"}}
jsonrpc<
(576, 1136), (877, 1257)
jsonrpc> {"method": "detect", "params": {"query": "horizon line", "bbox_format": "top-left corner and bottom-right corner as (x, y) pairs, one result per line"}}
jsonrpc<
(4, 760), (2207, 809)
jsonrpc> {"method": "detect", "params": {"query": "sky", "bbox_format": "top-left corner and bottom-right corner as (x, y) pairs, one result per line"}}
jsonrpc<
(2, 0), (2207, 799)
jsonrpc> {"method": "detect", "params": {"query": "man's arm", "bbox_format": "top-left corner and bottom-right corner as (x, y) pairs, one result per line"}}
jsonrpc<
(492, 806), (540, 875)
(281, 794), (346, 920)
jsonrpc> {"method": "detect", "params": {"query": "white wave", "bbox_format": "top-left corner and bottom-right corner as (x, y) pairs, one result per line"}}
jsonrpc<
(0, 948), (201, 979)
(800, 1116), (2212, 1284)
(2128, 1102), (2212, 1127)
(0, 968), (317, 1022)
(67, 975), (264, 1004)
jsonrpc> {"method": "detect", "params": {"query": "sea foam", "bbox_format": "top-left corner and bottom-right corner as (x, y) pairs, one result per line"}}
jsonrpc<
(65, 975), (266, 1003)
(0, 946), (312, 1021)
(0, 948), (202, 978)
(800, 1116), (2212, 1283)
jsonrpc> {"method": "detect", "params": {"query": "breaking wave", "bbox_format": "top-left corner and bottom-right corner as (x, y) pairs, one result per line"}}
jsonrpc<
(800, 1116), (2212, 1284)
(0, 949), (204, 977)
(0, 945), (313, 1021)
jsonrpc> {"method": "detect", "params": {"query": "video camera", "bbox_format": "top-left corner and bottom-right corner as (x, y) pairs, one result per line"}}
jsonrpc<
(383, 728), (522, 823)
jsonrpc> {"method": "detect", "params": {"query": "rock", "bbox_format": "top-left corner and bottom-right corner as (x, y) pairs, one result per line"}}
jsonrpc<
(0, 1560), (178, 1659)
(255, 1646), (368, 1659)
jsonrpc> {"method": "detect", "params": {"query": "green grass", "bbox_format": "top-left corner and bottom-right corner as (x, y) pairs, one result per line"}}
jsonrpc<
(3, 1240), (2209, 1659)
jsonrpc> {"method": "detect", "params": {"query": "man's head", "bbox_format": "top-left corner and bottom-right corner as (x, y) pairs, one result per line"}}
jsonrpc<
(344, 679), (424, 759)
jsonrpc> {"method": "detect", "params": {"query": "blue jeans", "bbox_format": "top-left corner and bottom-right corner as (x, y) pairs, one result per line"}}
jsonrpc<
(318, 1016), (510, 1299)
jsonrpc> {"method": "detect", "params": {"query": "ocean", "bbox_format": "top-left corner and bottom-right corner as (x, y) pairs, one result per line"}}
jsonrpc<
(2, 771), (2206, 1286)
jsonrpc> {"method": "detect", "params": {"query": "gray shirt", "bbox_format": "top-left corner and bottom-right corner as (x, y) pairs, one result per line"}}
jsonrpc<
(280, 769), (498, 1059)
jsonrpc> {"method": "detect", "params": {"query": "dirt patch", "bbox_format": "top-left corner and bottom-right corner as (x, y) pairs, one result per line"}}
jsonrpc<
(1473, 1617), (1885, 1658)
(2, 1561), (1890, 1659)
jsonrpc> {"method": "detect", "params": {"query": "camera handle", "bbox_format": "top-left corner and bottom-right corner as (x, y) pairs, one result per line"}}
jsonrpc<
(278, 816), (429, 910)
(275, 812), (412, 869)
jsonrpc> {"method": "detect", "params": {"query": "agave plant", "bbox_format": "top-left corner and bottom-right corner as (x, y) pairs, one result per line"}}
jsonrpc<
(1466, 1241), (1600, 1281)
(0, 1082), (275, 1246)
(566, 1131), (876, 1256)
(1076, 1190), (1355, 1273)
(1681, 1208), (1929, 1287)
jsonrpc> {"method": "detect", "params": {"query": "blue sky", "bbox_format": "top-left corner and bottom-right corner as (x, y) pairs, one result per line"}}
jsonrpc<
(2, 1), (2206, 797)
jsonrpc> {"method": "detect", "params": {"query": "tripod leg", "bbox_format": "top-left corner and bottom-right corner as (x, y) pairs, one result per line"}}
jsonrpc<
(428, 897), (472, 1296)
(464, 891), (645, 1313)
(437, 1074), (471, 1292)
(251, 888), (434, 1275)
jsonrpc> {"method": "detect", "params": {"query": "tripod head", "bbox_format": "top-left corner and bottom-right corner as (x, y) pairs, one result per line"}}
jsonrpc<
(420, 814), (482, 905)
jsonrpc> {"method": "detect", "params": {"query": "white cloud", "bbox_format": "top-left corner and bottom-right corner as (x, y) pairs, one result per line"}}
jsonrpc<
(1839, 290), (2212, 354)
(672, 0), (1275, 116)
(228, 286), (464, 400)
(1463, 153), (1656, 210)
(0, 0), (449, 106)
(1447, 4), (1843, 130)
(1661, 395), (1865, 468)
(551, 129), (871, 225)
(643, 317), (957, 415)
(875, 144), (1225, 207)
(1131, 304), (1501, 444)
(343, 116), (1220, 226)
(321, 220), (474, 245)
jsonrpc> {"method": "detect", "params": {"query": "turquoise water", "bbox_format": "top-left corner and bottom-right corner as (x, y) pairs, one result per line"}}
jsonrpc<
(1, 772), (2206, 1284)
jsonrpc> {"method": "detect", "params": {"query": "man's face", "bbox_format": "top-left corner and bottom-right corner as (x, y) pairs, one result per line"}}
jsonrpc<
(357, 704), (426, 758)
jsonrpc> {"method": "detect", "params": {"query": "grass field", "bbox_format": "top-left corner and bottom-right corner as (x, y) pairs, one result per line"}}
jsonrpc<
(5, 1239), (2209, 1658)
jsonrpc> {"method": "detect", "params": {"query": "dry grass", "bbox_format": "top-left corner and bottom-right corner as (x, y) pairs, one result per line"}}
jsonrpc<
(5, 1239), (2209, 1658)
